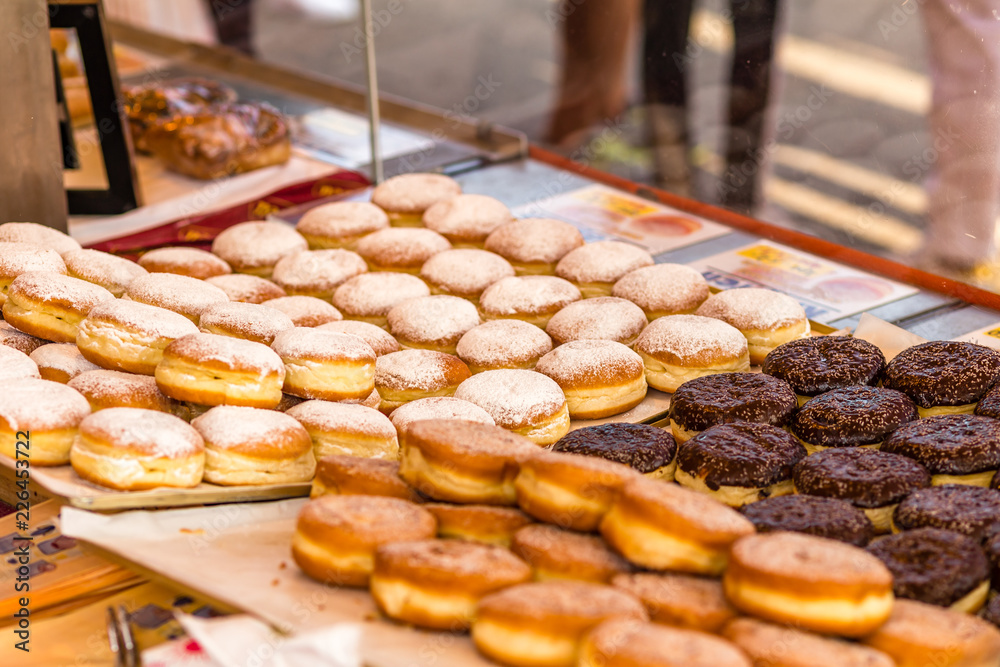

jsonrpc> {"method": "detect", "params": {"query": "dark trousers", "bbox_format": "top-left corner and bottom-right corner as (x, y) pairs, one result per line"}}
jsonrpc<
(643, 0), (778, 211)
(205, 0), (255, 56)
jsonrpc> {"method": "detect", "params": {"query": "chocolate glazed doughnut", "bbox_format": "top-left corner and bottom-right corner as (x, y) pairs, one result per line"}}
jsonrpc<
(762, 336), (886, 403)
(893, 485), (1000, 540)
(883, 340), (1000, 415)
(551, 423), (677, 479)
(793, 448), (931, 534)
(867, 528), (990, 612)
(789, 386), (917, 453)
(881, 414), (1000, 486)
(675, 423), (806, 507)
(668, 372), (796, 444)
(739, 495), (874, 547)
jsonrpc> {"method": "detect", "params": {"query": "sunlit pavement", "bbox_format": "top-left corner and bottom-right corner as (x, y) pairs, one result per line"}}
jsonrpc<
(255, 0), (996, 284)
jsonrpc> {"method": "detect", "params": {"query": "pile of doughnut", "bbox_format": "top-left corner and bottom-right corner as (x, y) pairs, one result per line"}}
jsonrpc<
(4, 174), (1000, 665)
(0, 173), (814, 490)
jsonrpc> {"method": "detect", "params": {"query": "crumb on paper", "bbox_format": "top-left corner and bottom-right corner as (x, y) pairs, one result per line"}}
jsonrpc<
(278, 561), (288, 570)
(271, 579), (280, 586)
(364, 612), (377, 622)
(179, 528), (204, 534)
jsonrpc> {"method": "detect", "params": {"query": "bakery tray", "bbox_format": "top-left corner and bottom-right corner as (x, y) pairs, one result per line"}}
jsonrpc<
(61, 499), (496, 667)
(0, 454), (310, 511)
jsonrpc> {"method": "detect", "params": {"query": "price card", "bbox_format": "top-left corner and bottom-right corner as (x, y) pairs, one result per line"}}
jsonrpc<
(954, 323), (1000, 351)
(688, 241), (918, 323)
(513, 184), (731, 254)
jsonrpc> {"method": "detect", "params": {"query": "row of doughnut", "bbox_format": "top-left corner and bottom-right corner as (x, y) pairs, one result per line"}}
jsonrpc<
(290, 418), (1000, 667)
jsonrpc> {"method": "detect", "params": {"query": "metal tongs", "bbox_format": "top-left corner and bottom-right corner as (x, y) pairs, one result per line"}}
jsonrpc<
(106, 605), (139, 667)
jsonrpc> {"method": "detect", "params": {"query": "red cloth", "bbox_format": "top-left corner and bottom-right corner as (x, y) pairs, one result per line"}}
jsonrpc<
(86, 170), (370, 260)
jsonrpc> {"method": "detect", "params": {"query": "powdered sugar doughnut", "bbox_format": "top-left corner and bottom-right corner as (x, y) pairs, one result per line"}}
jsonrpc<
(545, 296), (648, 346)
(0, 378), (91, 465)
(286, 400), (398, 459)
(138, 247), (232, 279)
(633, 315), (750, 392)
(387, 295), (481, 355)
(192, 406), (316, 485)
(371, 173), (462, 226)
(261, 295), (342, 327)
(198, 301), (295, 345)
(0, 321), (47, 355)
(341, 387), (382, 410)
(156, 332), (286, 408)
(456, 320), (554, 373)
(69, 369), (179, 413)
(333, 272), (430, 328)
(535, 340), (647, 419)
(479, 275), (582, 328)
(484, 218), (584, 275)
(355, 227), (452, 273)
(70, 408), (205, 490)
(454, 369), (570, 445)
(30, 343), (101, 383)
(211, 221), (307, 277)
(205, 273), (287, 304)
(271, 328), (376, 401)
(612, 263), (711, 320)
(420, 248), (515, 305)
(389, 396), (496, 435)
(3, 271), (115, 342)
(375, 349), (471, 413)
(296, 201), (390, 248)
(63, 248), (147, 297)
(0, 243), (66, 306)
(271, 249), (368, 301)
(555, 241), (655, 298)
(124, 272), (229, 324)
(317, 320), (400, 356)
(696, 288), (809, 365)
(76, 299), (199, 375)
(0, 222), (81, 255)
(0, 345), (41, 382)
(422, 194), (513, 246)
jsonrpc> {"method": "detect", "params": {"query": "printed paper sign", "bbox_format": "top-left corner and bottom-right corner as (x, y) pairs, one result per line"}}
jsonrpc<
(514, 184), (731, 254)
(955, 324), (1000, 351)
(689, 241), (918, 323)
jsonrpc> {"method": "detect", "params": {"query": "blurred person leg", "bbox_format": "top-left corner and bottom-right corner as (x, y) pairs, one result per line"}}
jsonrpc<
(642, 0), (696, 197)
(918, 0), (1000, 278)
(547, 0), (641, 149)
(718, 0), (778, 213)
(205, 0), (256, 55)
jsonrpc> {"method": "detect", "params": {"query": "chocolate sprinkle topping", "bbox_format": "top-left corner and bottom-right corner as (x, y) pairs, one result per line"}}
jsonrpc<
(668, 372), (796, 432)
(550, 423), (676, 474)
(881, 414), (1000, 476)
(893, 485), (1000, 541)
(867, 528), (989, 607)
(762, 336), (885, 397)
(981, 595), (1000, 629)
(883, 340), (1000, 408)
(790, 386), (918, 448)
(793, 448), (931, 508)
(738, 494), (874, 546)
(677, 422), (806, 489)
(984, 524), (1000, 591)
(975, 381), (1000, 419)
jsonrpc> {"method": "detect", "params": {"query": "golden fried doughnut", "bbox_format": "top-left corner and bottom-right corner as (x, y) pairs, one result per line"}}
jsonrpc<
(29, 343), (101, 383)
(696, 288), (810, 365)
(285, 399), (398, 460)
(580, 619), (751, 667)
(454, 369), (570, 445)
(387, 294), (481, 355)
(512, 524), (632, 583)
(370, 173), (461, 226)
(124, 272), (229, 324)
(398, 419), (538, 505)
(63, 248), (147, 297)
(479, 275), (582, 329)
(375, 349), (471, 413)
(261, 295), (342, 327)
(296, 201), (389, 248)
(0, 321), (47, 355)
(271, 327), (376, 401)
(0, 242), (66, 306)
(191, 405), (315, 485)
(535, 340), (647, 419)
(0, 222), (81, 255)
(291, 494), (437, 587)
(137, 246), (232, 279)
(633, 315), (750, 393)
(545, 296), (648, 346)
(456, 319), (554, 373)
(76, 299), (199, 375)
(612, 263), (710, 320)
(3, 271), (114, 343)
(424, 503), (533, 546)
(332, 271), (429, 327)
(484, 218), (584, 275)
(421, 194), (513, 247)
(388, 396), (495, 435)
(197, 301), (295, 345)
(371, 538), (532, 630)
(68, 369), (178, 414)
(555, 241), (655, 298)
(355, 227), (452, 273)
(420, 248), (514, 306)
(310, 455), (421, 501)
(271, 249), (368, 301)
(0, 378), (91, 465)
(204, 273), (287, 303)
(155, 332), (285, 408)
(611, 572), (738, 633)
(317, 319), (400, 356)
(70, 407), (205, 489)
(210, 221), (308, 277)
